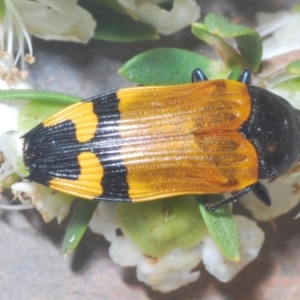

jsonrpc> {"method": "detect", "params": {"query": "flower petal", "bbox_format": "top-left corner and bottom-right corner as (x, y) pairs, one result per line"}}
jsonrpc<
(11, 181), (74, 223)
(33, 0), (77, 14)
(120, 0), (200, 35)
(257, 11), (300, 59)
(136, 245), (203, 292)
(89, 202), (119, 242)
(109, 236), (145, 266)
(0, 103), (20, 134)
(241, 177), (300, 221)
(21, 6), (96, 43)
(202, 215), (264, 282)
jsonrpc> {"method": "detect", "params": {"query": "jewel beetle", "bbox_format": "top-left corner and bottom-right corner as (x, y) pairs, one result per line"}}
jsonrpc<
(22, 69), (300, 210)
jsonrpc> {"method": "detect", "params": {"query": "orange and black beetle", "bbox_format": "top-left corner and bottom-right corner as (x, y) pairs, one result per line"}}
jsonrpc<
(22, 69), (300, 210)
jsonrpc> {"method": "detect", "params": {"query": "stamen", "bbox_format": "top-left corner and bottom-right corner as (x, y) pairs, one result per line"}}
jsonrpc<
(24, 54), (35, 64)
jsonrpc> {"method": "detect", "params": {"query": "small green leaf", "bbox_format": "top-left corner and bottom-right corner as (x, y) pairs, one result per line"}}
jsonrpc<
(197, 195), (240, 262)
(192, 22), (244, 72)
(119, 48), (225, 85)
(274, 76), (300, 92)
(88, 0), (127, 14)
(0, 89), (81, 104)
(1, 172), (19, 188)
(286, 59), (300, 75)
(62, 201), (99, 255)
(204, 13), (262, 72)
(94, 10), (159, 42)
(18, 101), (70, 136)
(117, 195), (207, 257)
(227, 66), (246, 81)
(7, 90), (82, 135)
(0, 0), (6, 21)
(0, 89), (80, 135)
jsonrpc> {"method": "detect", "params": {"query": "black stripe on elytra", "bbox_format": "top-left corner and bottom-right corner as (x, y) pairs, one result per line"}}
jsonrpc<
(23, 90), (130, 202)
(23, 120), (82, 186)
(84, 91), (130, 201)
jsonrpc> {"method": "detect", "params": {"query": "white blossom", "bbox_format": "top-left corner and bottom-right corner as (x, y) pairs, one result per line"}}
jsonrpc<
(0, 0), (96, 85)
(11, 181), (74, 223)
(118, 0), (200, 35)
(256, 11), (300, 60)
(89, 203), (265, 291)
(89, 202), (119, 242)
(241, 175), (300, 221)
(109, 234), (203, 292)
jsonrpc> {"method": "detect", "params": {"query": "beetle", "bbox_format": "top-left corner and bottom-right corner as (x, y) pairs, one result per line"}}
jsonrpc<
(22, 69), (300, 210)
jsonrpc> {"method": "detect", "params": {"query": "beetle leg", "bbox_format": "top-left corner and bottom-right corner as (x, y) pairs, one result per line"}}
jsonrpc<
(251, 182), (272, 206)
(239, 69), (251, 85)
(204, 186), (253, 211)
(191, 69), (208, 82)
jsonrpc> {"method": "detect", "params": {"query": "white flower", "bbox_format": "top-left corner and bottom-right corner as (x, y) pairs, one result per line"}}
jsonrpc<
(109, 235), (203, 292)
(256, 11), (300, 60)
(89, 202), (119, 242)
(90, 202), (203, 291)
(241, 174), (300, 221)
(11, 181), (74, 223)
(90, 203), (264, 291)
(0, 0), (96, 85)
(202, 216), (264, 282)
(118, 0), (200, 35)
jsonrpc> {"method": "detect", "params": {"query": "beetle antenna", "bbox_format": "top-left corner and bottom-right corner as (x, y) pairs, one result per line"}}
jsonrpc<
(239, 69), (251, 85)
(191, 69), (208, 82)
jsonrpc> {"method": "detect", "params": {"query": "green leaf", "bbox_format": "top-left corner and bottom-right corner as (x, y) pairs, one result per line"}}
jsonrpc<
(88, 0), (127, 14)
(0, 89), (81, 104)
(5, 90), (82, 136)
(197, 195), (240, 262)
(94, 10), (159, 42)
(1, 172), (19, 188)
(286, 59), (300, 75)
(119, 48), (226, 85)
(62, 201), (99, 255)
(0, 0), (6, 21)
(204, 13), (262, 72)
(192, 22), (244, 73)
(117, 195), (207, 257)
(274, 76), (300, 92)
(18, 101), (70, 136)
(0, 89), (80, 135)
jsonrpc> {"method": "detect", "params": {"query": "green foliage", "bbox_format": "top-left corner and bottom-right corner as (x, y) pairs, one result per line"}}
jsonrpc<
(0, 0), (6, 21)
(120, 13), (263, 84)
(117, 195), (208, 257)
(198, 195), (240, 262)
(120, 48), (225, 85)
(89, 0), (127, 14)
(0, 89), (80, 136)
(203, 13), (262, 72)
(62, 201), (99, 255)
(286, 59), (300, 75)
(274, 76), (300, 92)
(93, 9), (158, 42)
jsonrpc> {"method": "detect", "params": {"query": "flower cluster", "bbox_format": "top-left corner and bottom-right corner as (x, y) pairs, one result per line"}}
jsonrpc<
(89, 202), (264, 292)
(118, 0), (200, 35)
(0, 0), (96, 88)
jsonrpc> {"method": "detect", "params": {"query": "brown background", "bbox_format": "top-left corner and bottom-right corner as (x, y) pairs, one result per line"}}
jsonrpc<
(1, 1), (300, 299)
